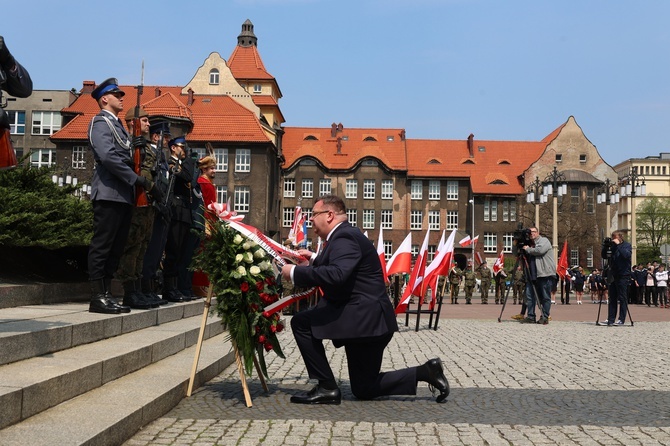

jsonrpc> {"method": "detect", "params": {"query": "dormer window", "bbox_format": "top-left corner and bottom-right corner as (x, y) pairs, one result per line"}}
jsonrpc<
(209, 69), (220, 85)
(364, 136), (377, 141)
(304, 135), (318, 141)
(253, 84), (262, 93)
(387, 135), (394, 141)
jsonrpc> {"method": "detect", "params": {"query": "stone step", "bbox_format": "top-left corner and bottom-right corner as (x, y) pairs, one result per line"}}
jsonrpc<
(0, 331), (233, 446)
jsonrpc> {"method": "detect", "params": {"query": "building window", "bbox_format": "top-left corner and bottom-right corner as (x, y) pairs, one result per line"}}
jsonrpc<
(234, 186), (250, 213)
(556, 154), (563, 163)
(411, 244), (419, 258)
(447, 181), (458, 200)
(8, 111), (25, 134)
(72, 146), (86, 169)
(503, 233), (514, 253)
(411, 180), (422, 200)
(209, 69), (220, 85)
(570, 187), (579, 213)
(235, 149), (250, 172)
(410, 211), (423, 230)
(510, 201), (517, 221)
(586, 247), (593, 268)
(446, 211), (458, 230)
(428, 180), (440, 200)
(363, 179), (375, 199)
(363, 209), (375, 229)
(283, 178), (296, 198)
(304, 209), (313, 228)
(302, 179), (313, 198)
(570, 249), (579, 267)
(32, 111), (62, 135)
(381, 180), (393, 199)
(253, 84), (262, 93)
(345, 179), (358, 198)
(319, 179), (331, 196)
(347, 209), (357, 226)
(491, 200), (498, 222)
(503, 200), (509, 222)
(30, 149), (55, 168)
(215, 148), (228, 172)
(428, 210), (440, 230)
(484, 199), (490, 222)
(586, 186), (595, 213)
(217, 185), (227, 204)
(580, 154), (587, 163)
(282, 207), (294, 227)
(427, 245), (437, 263)
(484, 232), (497, 253)
(381, 210), (393, 229)
(384, 241), (393, 260)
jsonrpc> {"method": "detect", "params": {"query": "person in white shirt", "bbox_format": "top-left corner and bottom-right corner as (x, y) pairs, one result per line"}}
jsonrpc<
(655, 264), (668, 308)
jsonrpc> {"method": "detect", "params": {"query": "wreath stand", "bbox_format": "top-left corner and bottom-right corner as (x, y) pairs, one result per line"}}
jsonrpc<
(187, 284), (269, 407)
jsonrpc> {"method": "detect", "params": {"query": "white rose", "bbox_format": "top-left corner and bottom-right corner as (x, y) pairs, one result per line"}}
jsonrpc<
(259, 261), (270, 271)
(254, 249), (265, 259)
(235, 253), (244, 263)
(237, 266), (246, 275)
(243, 242), (251, 250)
(250, 265), (261, 276)
(244, 252), (254, 263)
(249, 240), (257, 247)
(233, 234), (244, 245)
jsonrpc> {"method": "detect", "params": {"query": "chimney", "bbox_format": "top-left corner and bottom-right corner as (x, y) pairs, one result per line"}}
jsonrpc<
(331, 123), (337, 137)
(154, 87), (161, 98)
(187, 88), (194, 106)
(82, 80), (95, 94)
(337, 123), (343, 133)
(467, 133), (474, 158)
(336, 137), (342, 154)
(400, 129), (406, 141)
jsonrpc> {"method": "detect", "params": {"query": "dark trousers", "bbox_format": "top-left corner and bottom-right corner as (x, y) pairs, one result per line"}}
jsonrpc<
(608, 277), (629, 324)
(291, 310), (417, 400)
(645, 286), (655, 306)
(142, 215), (169, 281)
(88, 200), (133, 281)
(178, 228), (202, 294)
(163, 219), (191, 278)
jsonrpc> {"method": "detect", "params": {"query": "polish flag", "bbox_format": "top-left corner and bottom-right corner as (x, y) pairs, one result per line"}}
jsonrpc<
(377, 227), (388, 283)
(425, 230), (456, 305)
(395, 229), (430, 314)
(288, 205), (306, 247)
(386, 232), (412, 277)
(475, 252), (484, 266)
(459, 235), (479, 247)
(493, 251), (505, 274)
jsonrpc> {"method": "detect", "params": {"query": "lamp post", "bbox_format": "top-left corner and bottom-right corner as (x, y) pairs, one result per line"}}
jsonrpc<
(597, 178), (619, 238)
(525, 175), (543, 228)
(542, 166), (567, 265)
(618, 168), (646, 265)
(51, 157), (78, 188)
(469, 198), (475, 266)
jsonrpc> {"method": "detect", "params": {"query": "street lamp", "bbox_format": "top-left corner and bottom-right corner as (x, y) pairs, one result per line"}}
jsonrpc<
(597, 178), (619, 237)
(51, 157), (78, 188)
(542, 166), (567, 264)
(525, 175), (543, 228)
(618, 168), (646, 265)
(469, 198), (475, 266)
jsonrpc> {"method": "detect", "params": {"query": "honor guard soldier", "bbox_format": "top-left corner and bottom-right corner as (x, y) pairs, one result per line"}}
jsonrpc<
(494, 269), (507, 304)
(115, 107), (166, 309)
(513, 265), (525, 305)
(478, 263), (492, 304)
(448, 264), (463, 304)
(463, 262), (476, 304)
(87, 78), (154, 314)
(1, 36), (32, 169)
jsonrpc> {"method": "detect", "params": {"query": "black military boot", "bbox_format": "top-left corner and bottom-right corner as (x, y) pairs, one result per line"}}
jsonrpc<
(104, 278), (131, 313)
(122, 280), (153, 309)
(141, 276), (168, 306)
(162, 276), (185, 303)
(89, 279), (121, 314)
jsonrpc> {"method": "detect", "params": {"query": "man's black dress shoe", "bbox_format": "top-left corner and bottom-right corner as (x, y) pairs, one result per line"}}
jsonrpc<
(89, 297), (122, 314)
(425, 358), (450, 403)
(290, 385), (341, 405)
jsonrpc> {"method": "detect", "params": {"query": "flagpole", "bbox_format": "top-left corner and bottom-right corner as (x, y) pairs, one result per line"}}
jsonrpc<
(469, 198), (475, 267)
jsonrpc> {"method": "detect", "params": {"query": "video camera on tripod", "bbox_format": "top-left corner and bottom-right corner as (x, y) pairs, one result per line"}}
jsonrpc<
(512, 226), (533, 256)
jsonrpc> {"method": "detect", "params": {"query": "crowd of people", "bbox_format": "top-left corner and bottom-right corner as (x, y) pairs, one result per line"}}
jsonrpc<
(86, 77), (218, 314)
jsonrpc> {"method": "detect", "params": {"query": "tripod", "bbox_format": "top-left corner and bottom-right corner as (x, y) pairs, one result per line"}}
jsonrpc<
(596, 244), (635, 327)
(498, 252), (542, 322)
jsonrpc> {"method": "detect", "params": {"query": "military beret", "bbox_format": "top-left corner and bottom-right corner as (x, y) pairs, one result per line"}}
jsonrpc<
(91, 78), (125, 100)
(124, 107), (149, 122)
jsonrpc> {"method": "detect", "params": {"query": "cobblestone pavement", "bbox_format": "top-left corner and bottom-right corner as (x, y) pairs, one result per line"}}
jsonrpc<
(125, 317), (670, 445)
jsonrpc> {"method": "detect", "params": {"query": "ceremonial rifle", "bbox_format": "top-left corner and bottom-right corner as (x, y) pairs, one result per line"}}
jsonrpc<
(132, 64), (149, 207)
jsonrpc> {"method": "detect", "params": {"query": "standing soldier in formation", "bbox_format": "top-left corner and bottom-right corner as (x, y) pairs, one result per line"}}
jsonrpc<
(448, 264), (463, 304)
(513, 265), (525, 305)
(478, 262), (492, 304)
(463, 262), (476, 304)
(116, 107), (165, 309)
(494, 269), (507, 304)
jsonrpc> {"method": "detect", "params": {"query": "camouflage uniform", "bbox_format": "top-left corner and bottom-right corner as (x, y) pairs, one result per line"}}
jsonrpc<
(479, 265), (492, 304)
(449, 267), (463, 304)
(513, 267), (525, 304)
(494, 271), (507, 304)
(463, 268), (476, 304)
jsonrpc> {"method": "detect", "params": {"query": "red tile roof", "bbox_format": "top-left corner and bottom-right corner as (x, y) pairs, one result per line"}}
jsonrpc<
(228, 45), (275, 80)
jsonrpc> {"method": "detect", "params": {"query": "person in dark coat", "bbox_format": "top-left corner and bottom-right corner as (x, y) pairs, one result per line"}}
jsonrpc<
(280, 195), (449, 405)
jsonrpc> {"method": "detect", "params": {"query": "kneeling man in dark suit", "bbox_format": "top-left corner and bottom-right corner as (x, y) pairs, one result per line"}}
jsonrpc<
(281, 195), (449, 404)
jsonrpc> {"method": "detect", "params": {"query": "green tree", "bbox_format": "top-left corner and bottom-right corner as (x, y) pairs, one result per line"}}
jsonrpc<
(0, 163), (93, 249)
(636, 195), (670, 250)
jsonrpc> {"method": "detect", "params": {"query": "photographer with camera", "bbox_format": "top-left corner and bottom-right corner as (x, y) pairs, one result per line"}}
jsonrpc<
(600, 230), (632, 326)
(521, 226), (555, 325)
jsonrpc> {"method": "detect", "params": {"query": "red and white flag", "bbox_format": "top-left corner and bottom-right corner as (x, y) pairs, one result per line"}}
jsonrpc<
(493, 251), (505, 274)
(425, 230), (456, 306)
(386, 232), (412, 277)
(475, 252), (484, 266)
(557, 240), (569, 279)
(395, 230), (431, 314)
(459, 235), (479, 247)
(288, 205), (306, 247)
(377, 227), (388, 283)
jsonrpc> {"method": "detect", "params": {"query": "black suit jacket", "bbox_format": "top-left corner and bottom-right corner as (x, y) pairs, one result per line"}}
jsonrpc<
(293, 221), (398, 341)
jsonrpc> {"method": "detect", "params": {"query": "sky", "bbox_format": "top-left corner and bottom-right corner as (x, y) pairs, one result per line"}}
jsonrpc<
(4, 0), (669, 166)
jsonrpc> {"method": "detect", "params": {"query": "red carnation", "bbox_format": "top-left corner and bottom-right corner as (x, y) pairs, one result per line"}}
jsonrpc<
(264, 342), (273, 352)
(240, 282), (249, 293)
(258, 335), (266, 343)
(265, 276), (275, 285)
(270, 324), (277, 333)
(276, 322), (284, 332)
(256, 281), (265, 291)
